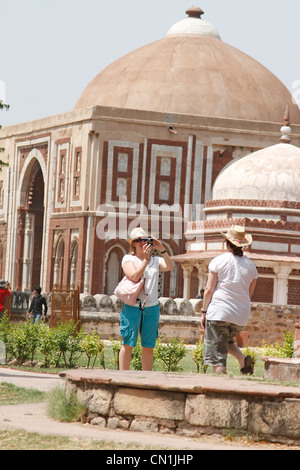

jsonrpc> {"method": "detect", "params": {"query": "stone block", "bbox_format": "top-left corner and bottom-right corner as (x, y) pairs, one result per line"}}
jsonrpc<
(76, 386), (113, 415)
(174, 298), (194, 316)
(185, 394), (248, 429)
(94, 294), (113, 311)
(263, 357), (300, 382)
(107, 416), (131, 430)
(158, 297), (178, 315)
(113, 387), (185, 421)
(248, 399), (300, 439)
(130, 419), (159, 433)
(91, 416), (106, 427)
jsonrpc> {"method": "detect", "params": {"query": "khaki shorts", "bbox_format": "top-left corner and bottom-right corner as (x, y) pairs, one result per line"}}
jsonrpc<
(203, 320), (244, 367)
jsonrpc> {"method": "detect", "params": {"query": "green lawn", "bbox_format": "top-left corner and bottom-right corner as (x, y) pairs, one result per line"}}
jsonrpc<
(0, 382), (45, 405)
(0, 343), (266, 378)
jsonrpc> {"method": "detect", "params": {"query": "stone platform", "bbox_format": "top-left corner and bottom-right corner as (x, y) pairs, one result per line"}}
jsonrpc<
(60, 369), (300, 445)
(262, 356), (300, 383)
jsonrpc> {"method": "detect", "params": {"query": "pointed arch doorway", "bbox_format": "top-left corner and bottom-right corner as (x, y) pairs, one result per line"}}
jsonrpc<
(16, 156), (45, 292)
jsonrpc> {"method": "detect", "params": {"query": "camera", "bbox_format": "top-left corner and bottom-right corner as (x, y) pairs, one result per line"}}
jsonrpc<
(133, 237), (154, 245)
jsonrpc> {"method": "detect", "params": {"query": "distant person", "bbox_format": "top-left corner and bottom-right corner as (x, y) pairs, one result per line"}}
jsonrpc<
(0, 280), (11, 321)
(196, 289), (205, 299)
(201, 226), (258, 375)
(27, 286), (48, 324)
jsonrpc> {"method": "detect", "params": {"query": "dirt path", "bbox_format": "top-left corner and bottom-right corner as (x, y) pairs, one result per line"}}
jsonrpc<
(0, 367), (299, 451)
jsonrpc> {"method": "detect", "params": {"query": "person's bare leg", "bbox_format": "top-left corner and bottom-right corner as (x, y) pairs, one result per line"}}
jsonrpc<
(141, 347), (154, 371)
(213, 365), (227, 374)
(119, 344), (133, 370)
(228, 342), (245, 368)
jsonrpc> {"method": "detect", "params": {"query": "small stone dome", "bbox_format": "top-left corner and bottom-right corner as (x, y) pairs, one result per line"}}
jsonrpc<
(75, 8), (300, 123)
(212, 142), (300, 202)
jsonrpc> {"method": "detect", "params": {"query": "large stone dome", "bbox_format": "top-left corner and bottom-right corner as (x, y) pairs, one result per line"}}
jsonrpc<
(212, 142), (300, 202)
(74, 7), (300, 123)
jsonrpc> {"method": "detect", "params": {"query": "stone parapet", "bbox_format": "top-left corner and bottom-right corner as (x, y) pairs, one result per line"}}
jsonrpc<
(79, 295), (300, 346)
(262, 357), (300, 382)
(10, 291), (300, 347)
(61, 369), (300, 445)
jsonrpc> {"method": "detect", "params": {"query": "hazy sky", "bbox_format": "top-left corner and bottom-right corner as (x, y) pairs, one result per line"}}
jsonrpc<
(1, 0), (299, 127)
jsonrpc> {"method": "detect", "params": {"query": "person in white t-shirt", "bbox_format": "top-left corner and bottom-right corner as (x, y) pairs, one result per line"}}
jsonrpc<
(119, 228), (174, 371)
(201, 225), (258, 375)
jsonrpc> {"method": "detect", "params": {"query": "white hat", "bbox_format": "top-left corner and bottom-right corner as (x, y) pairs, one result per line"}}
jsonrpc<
(128, 227), (148, 243)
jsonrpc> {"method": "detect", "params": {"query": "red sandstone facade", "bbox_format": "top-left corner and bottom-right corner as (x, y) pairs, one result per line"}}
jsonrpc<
(1, 8), (300, 303)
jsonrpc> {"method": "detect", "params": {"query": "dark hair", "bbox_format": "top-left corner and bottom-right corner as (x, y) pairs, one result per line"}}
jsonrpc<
(34, 286), (41, 295)
(226, 240), (243, 257)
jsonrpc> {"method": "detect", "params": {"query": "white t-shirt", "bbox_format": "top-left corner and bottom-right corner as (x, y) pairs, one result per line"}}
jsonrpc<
(121, 255), (161, 307)
(206, 252), (258, 327)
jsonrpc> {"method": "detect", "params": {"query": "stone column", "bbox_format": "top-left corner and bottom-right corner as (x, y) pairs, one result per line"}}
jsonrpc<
(196, 263), (207, 293)
(182, 264), (193, 300)
(273, 266), (291, 305)
(22, 213), (35, 292)
(84, 216), (93, 293)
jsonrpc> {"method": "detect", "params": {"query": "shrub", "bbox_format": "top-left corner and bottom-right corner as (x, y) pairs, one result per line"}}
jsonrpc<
(110, 338), (122, 370)
(110, 337), (122, 370)
(155, 336), (187, 372)
(38, 325), (61, 368)
(6, 320), (42, 365)
(0, 313), (12, 362)
(51, 320), (83, 368)
(282, 330), (295, 358)
(80, 332), (104, 368)
(193, 339), (208, 373)
(259, 331), (295, 359)
(131, 336), (143, 370)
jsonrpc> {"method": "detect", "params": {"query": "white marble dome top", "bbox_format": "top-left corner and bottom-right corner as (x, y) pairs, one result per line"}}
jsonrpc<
(212, 143), (300, 202)
(166, 16), (221, 39)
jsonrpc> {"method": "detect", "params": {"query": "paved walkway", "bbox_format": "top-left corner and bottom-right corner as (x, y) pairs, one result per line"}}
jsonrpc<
(0, 367), (298, 450)
(0, 367), (245, 450)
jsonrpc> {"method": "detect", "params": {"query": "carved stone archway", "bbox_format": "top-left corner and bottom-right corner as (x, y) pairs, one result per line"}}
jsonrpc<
(16, 157), (45, 292)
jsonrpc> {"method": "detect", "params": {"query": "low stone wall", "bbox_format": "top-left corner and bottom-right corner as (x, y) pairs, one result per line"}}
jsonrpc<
(246, 303), (300, 346)
(10, 291), (300, 347)
(61, 369), (300, 445)
(81, 311), (204, 345)
(262, 357), (300, 382)
(79, 294), (300, 346)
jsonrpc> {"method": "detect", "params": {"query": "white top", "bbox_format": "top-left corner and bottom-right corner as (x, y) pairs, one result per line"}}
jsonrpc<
(122, 255), (161, 307)
(206, 252), (258, 327)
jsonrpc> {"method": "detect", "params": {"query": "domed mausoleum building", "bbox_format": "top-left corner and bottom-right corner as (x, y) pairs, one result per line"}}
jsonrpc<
(0, 7), (299, 299)
(173, 113), (300, 304)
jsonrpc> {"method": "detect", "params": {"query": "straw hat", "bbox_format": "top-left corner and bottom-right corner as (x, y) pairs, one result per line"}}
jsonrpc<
(221, 225), (252, 247)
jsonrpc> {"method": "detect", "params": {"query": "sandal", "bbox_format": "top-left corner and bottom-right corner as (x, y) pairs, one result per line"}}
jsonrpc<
(240, 355), (254, 375)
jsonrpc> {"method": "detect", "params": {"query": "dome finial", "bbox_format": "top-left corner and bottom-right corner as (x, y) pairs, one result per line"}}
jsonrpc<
(167, 6), (221, 39)
(280, 105), (291, 143)
(186, 6), (204, 18)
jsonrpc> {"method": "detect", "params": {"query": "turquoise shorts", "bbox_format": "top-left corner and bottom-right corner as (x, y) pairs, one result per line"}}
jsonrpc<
(120, 303), (160, 348)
